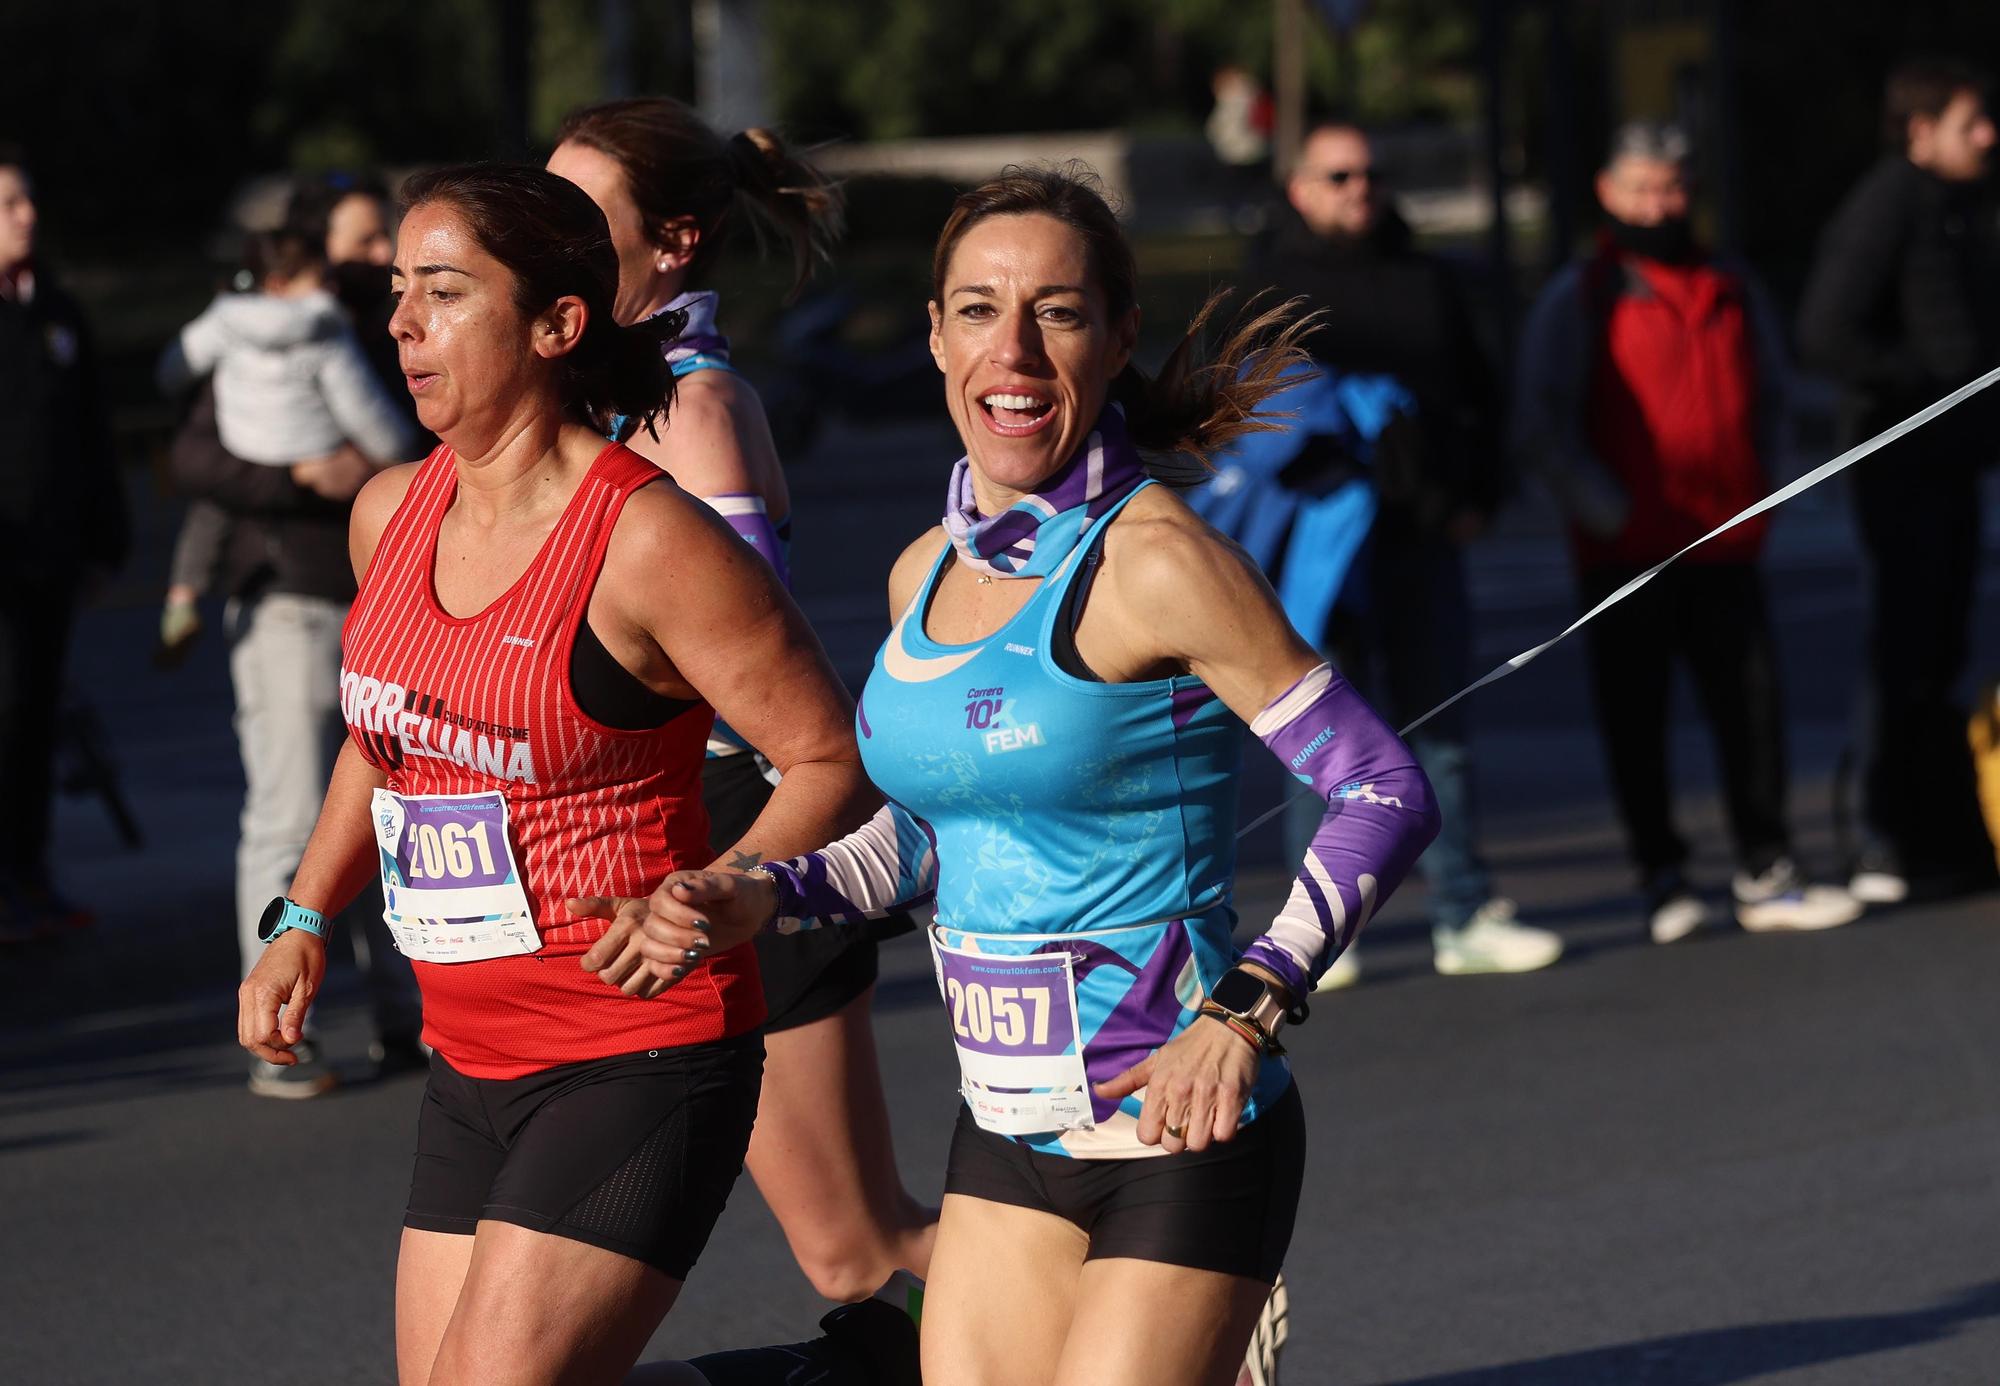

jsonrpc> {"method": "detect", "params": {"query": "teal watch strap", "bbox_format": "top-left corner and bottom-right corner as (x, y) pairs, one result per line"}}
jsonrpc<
(259, 897), (327, 943)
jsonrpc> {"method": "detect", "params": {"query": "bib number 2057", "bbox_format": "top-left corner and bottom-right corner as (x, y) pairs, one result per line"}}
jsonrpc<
(945, 978), (1054, 1049)
(931, 938), (1094, 1136)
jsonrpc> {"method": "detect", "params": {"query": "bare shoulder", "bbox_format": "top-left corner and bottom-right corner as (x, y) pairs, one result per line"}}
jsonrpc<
(888, 524), (950, 614)
(348, 460), (426, 581)
(1099, 484), (1261, 599)
(672, 367), (766, 428)
(600, 471), (720, 576)
(627, 369), (775, 502)
(1093, 482), (1316, 698)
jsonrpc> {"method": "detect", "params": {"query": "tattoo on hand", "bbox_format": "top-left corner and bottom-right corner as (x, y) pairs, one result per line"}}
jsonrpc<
(728, 849), (762, 872)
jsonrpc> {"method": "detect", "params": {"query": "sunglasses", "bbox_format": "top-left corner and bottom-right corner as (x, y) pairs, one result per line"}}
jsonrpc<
(1321, 166), (1386, 187)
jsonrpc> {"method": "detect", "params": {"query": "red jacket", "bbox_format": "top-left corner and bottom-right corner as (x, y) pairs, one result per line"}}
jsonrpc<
(1580, 243), (1770, 567)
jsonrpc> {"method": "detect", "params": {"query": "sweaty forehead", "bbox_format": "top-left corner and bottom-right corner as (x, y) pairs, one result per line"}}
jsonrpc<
(393, 204), (491, 276)
(945, 213), (1093, 291)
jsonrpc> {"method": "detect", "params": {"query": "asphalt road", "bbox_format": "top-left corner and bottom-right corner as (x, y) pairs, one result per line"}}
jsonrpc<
(2, 419), (1997, 1385)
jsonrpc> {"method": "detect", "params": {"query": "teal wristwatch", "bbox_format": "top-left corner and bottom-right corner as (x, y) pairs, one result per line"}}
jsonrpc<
(257, 896), (328, 943)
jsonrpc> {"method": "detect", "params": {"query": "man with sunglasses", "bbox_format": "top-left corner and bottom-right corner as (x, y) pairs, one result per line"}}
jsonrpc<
(1243, 122), (1563, 983)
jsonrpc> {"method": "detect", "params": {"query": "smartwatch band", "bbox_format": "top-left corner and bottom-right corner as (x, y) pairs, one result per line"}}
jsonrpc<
(259, 897), (328, 943)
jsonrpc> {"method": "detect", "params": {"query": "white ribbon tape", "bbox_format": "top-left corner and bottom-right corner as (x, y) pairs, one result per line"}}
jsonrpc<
(1239, 363), (2000, 842)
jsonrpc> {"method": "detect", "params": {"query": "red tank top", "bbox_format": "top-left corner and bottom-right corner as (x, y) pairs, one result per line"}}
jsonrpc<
(341, 442), (766, 1077)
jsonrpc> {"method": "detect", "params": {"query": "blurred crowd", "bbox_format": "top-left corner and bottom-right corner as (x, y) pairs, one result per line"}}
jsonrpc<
(1, 56), (1997, 1030)
(1205, 55), (2000, 992)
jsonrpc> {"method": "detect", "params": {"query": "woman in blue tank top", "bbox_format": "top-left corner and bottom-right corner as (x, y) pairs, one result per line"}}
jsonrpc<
(634, 166), (1441, 1386)
(547, 99), (941, 1330)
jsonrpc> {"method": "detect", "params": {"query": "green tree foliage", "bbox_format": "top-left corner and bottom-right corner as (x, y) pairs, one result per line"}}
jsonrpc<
(760, 0), (1479, 141)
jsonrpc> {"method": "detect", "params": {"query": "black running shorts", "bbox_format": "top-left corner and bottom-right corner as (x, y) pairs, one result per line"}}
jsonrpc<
(941, 1080), (1306, 1284)
(403, 1035), (763, 1279)
(702, 751), (915, 1033)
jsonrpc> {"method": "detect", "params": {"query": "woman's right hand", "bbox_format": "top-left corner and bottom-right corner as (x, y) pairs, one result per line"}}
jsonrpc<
(237, 930), (328, 1064)
(636, 870), (779, 985)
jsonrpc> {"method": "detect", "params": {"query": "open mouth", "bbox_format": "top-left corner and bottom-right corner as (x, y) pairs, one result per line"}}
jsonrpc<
(405, 370), (440, 394)
(979, 391), (1056, 437)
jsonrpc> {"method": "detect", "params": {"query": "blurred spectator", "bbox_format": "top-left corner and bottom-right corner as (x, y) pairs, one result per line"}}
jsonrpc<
(1796, 58), (2000, 903)
(166, 173), (425, 1095)
(154, 227), (416, 661)
(1206, 66), (1272, 170)
(1240, 120), (1563, 981)
(1515, 121), (1860, 943)
(0, 143), (129, 943)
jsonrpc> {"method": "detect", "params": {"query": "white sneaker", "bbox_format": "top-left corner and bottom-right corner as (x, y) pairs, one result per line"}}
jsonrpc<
(1848, 868), (1909, 906)
(1433, 899), (1563, 975)
(1648, 891), (1711, 945)
(1314, 949), (1361, 992)
(1734, 858), (1863, 932)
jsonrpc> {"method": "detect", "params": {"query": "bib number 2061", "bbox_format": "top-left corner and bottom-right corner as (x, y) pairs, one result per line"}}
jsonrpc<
(403, 820), (498, 882)
(945, 979), (1052, 1048)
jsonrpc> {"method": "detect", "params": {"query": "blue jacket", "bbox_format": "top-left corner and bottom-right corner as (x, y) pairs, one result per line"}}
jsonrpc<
(1187, 363), (1414, 644)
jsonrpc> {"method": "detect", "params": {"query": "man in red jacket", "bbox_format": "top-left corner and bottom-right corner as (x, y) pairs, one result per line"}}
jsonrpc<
(1514, 122), (1859, 943)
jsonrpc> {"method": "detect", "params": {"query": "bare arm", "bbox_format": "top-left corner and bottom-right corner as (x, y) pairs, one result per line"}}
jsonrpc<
(621, 373), (790, 522)
(1088, 498), (1438, 1152)
(1093, 492), (1438, 989)
(623, 527), (948, 966)
(596, 482), (875, 867)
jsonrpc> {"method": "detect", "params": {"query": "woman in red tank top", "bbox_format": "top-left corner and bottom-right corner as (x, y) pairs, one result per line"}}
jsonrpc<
(234, 164), (877, 1386)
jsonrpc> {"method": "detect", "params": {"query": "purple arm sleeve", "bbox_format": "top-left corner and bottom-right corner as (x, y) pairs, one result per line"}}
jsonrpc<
(1240, 664), (1443, 994)
(701, 492), (790, 587)
(762, 802), (938, 932)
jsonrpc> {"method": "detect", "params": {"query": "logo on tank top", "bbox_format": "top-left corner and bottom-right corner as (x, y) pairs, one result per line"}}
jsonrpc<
(340, 670), (538, 784)
(964, 685), (1045, 755)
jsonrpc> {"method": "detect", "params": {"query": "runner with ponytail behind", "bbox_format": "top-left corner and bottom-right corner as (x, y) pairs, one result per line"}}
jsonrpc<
(548, 101), (943, 1335)
(632, 164), (1443, 1386)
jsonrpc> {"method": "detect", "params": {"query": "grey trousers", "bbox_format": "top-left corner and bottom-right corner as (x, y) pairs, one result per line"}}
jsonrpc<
(228, 591), (419, 1037)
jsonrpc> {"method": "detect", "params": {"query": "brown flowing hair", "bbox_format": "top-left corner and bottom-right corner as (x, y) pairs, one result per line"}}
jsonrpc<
(931, 162), (1315, 477)
(555, 97), (843, 296)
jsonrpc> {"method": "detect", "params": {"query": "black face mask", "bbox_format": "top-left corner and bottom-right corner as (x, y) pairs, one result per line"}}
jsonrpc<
(1605, 213), (1696, 264)
(327, 258), (393, 314)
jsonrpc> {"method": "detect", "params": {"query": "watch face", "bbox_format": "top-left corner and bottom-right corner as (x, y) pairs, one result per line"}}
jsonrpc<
(256, 896), (289, 942)
(1210, 969), (1268, 1015)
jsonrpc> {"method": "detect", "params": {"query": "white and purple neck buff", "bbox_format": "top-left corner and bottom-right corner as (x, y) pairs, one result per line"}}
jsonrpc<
(943, 404), (1147, 580)
(649, 290), (730, 366)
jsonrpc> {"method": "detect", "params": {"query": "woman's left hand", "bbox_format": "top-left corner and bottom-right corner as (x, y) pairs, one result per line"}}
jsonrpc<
(1093, 1015), (1262, 1154)
(572, 895), (682, 999)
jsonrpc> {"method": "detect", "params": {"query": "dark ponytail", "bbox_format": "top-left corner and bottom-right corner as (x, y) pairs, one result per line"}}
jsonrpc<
(931, 163), (1314, 475)
(1109, 289), (1320, 479)
(555, 98), (843, 297)
(401, 162), (679, 439)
